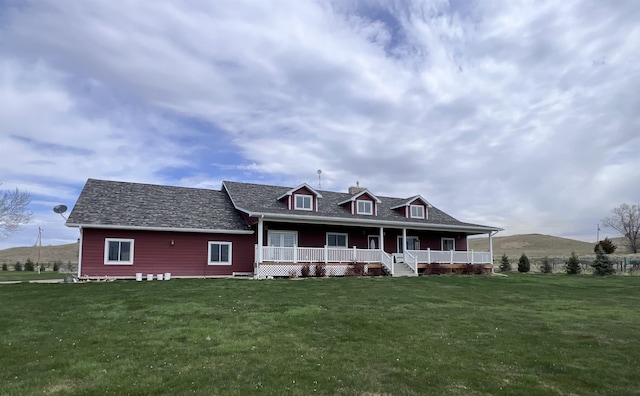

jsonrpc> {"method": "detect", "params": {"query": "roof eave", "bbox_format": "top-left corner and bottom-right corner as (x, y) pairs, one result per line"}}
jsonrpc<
(65, 223), (254, 234)
(244, 212), (501, 234)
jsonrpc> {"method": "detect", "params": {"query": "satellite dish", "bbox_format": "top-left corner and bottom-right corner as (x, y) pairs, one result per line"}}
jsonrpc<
(53, 205), (68, 214)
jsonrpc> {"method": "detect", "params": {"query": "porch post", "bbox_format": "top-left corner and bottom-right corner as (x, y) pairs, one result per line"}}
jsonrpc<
(257, 217), (264, 264)
(379, 226), (384, 252)
(489, 231), (494, 272)
(402, 228), (407, 252)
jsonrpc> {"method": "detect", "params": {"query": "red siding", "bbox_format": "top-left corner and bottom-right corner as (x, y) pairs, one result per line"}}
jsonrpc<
(80, 228), (255, 277)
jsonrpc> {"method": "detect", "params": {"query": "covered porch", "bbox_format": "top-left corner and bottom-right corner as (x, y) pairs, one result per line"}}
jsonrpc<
(253, 217), (497, 277)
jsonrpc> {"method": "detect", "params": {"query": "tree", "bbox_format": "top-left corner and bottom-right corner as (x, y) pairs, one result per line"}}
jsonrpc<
(540, 256), (553, 274)
(517, 253), (530, 273)
(591, 246), (615, 276)
(0, 184), (33, 238)
(602, 203), (640, 253)
(594, 237), (616, 254)
(498, 254), (511, 272)
(565, 252), (581, 275)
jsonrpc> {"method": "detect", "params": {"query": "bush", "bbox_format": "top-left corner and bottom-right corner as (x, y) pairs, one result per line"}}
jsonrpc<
(565, 252), (581, 275)
(24, 259), (35, 272)
(517, 253), (530, 273)
(1, 263), (7, 271)
(314, 263), (326, 277)
(300, 264), (311, 278)
(498, 254), (511, 272)
(591, 246), (615, 276)
(540, 256), (553, 274)
(14, 262), (22, 271)
(594, 238), (616, 254)
(53, 261), (60, 272)
(345, 262), (366, 276)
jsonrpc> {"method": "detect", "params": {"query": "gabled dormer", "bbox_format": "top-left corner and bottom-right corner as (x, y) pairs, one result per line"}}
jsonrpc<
(338, 190), (381, 216)
(277, 183), (323, 212)
(391, 195), (431, 219)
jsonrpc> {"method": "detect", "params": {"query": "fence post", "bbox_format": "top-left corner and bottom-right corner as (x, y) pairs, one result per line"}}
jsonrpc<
(353, 246), (357, 261)
(324, 245), (328, 264)
(293, 244), (298, 263)
(471, 250), (474, 265)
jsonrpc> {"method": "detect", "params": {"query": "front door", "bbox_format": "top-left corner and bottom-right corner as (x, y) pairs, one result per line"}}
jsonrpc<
(367, 236), (380, 249)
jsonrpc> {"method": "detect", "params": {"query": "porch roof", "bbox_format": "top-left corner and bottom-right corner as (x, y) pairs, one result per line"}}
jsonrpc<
(223, 181), (501, 234)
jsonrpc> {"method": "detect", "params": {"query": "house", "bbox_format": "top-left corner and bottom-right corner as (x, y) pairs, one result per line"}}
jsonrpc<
(66, 179), (502, 279)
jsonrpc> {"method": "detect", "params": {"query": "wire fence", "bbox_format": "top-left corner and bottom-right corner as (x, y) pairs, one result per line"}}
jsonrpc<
(494, 256), (640, 274)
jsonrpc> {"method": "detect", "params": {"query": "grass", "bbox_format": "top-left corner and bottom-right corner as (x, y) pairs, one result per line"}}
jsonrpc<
(0, 271), (67, 282)
(1, 275), (639, 395)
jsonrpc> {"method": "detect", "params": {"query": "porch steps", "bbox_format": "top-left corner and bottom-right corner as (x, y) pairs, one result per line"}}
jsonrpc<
(393, 262), (418, 277)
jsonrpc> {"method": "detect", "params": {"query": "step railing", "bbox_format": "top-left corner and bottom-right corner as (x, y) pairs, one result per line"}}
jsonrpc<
(404, 250), (418, 274)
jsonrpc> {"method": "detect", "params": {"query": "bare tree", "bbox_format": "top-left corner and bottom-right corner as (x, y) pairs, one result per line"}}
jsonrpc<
(0, 183), (33, 238)
(602, 203), (640, 253)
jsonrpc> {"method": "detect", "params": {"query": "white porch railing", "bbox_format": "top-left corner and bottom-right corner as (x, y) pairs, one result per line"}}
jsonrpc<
(404, 250), (418, 274)
(260, 245), (389, 264)
(407, 249), (492, 264)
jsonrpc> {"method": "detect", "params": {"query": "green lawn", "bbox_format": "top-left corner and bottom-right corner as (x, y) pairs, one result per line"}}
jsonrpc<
(0, 271), (67, 282)
(1, 275), (639, 395)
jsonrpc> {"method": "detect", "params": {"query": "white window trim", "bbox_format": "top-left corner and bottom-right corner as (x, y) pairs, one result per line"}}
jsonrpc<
(441, 237), (455, 251)
(294, 194), (313, 211)
(326, 232), (349, 248)
(410, 204), (425, 219)
(104, 238), (134, 265)
(356, 200), (373, 215)
(208, 241), (232, 265)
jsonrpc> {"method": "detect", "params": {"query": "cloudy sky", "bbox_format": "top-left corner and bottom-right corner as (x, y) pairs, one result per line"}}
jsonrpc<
(1, 0), (639, 249)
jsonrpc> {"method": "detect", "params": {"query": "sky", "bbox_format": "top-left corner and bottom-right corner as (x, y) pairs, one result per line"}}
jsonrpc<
(1, 0), (639, 250)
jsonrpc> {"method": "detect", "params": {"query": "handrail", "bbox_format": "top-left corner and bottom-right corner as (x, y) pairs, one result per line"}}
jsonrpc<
(404, 250), (418, 274)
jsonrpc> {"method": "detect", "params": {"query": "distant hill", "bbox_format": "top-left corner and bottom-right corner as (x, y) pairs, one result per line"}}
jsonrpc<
(0, 243), (79, 265)
(468, 233), (632, 258)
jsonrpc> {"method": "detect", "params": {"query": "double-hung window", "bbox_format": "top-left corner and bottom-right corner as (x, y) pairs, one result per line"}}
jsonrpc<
(295, 194), (312, 211)
(356, 200), (372, 215)
(327, 233), (348, 248)
(104, 238), (134, 265)
(209, 242), (232, 265)
(410, 205), (425, 219)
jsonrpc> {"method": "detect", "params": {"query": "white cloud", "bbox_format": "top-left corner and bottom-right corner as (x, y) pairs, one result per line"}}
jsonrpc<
(0, 0), (638, 248)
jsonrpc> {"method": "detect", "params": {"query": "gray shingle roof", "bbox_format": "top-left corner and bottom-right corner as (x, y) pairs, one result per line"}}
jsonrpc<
(67, 179), (251, 231)
(223, 181), (499, 232)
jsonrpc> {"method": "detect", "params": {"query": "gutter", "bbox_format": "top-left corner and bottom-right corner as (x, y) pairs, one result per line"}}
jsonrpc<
(65, 223), (254, 235)
(240, 211), (502, 234)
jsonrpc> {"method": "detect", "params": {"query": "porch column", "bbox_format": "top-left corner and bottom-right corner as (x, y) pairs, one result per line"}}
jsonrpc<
(489, 231), (494, 272)
(402, 228), (407, 252)
(379, 227), (384, 251)
(257, 217), (264, 264)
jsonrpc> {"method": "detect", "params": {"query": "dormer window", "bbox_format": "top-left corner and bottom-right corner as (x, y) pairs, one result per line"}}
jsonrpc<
(357, 200), (373, 215)
(410, 205), (425, 219)
(295, 194), (313, 211)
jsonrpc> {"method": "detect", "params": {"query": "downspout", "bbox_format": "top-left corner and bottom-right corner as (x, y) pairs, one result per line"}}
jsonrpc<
(256, 215), (264, 277)
(77, 227), (83, 278)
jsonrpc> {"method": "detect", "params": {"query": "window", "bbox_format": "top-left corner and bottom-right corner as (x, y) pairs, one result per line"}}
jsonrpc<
(327, 233), (348, 248)
(269, 231), (297, 247)
(398, 236), (419, 252)
(295, 194), (312, 211)
(104, 238), (134, 265)
(442, 238), (455, 251)
(410, 205), (425, 219)
(356, 200), (372, 215)
(208, 242), (232, 265)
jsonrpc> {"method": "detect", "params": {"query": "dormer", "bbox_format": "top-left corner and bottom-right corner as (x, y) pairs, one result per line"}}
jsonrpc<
(277, 183), (323, 212)
(338, 189), (381, 216)
(391, 195), (431, 219)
